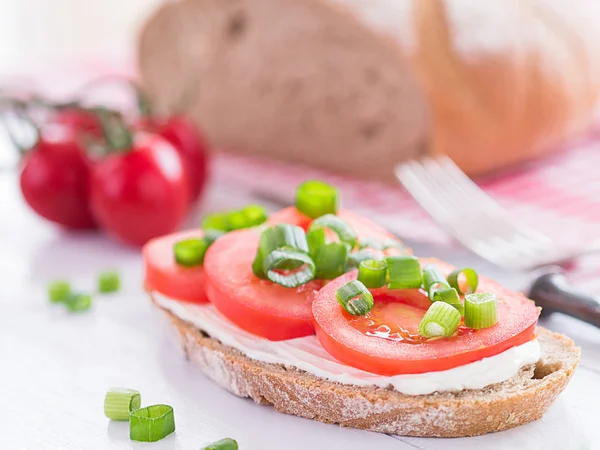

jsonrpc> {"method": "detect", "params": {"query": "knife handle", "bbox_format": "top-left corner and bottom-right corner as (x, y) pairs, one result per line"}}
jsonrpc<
(528, 272), (600, 328)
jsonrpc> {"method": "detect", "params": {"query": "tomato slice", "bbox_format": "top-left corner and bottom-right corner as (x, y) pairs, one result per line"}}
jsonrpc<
(312, 258), (539, 375)
(204, 228), (322, 340)
(143, 230), (208, 304)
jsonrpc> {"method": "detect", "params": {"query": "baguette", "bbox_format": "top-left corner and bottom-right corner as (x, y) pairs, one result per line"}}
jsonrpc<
(153, 296), (580, 438)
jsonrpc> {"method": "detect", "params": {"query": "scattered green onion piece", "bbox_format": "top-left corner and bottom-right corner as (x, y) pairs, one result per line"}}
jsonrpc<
(129, 404), (175, 442)
(252, 224), (310, 278)
(201, 212), (230, 231)
(104, 388), (141, 421)
(295, 180), (338, 219)
(418, 301), (461, 338)
(241, 204), (268, 227)
(358, 237), (384, 250)
(98, 271), (120, 294)
(358, 259), (388, 289)
(65, 293), (92, 312)
(386, 256), (422, 289)
(347, 249), (384, 269)
(432, 287), (464, 316)
(174, 238), (208, 267)
(422, 264), (450, 299)
(309, 214), (357, 250)
(464, 292), (498, 329)
(48, 279), (71, 303)
(447, 268), (479, 295)
(314, 242), (348, 279)
(336, 280), (374, 316)
(202, 438), (239, 450)
(263, 247), (316, 288)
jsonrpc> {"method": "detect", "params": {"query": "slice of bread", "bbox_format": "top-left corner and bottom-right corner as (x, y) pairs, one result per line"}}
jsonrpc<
(152, 297), (580, 437)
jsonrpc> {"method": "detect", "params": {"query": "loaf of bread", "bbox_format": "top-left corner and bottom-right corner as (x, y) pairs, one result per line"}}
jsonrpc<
(138, 0), (600, 179)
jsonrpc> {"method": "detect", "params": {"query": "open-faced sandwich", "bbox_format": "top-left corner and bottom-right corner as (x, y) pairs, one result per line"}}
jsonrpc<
(143, 181), (580, 438)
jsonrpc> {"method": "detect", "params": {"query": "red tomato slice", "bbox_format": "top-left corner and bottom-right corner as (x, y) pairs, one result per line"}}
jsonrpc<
(203, 228), (322, 340)
(143, 230), (208, 304)
(312, 258), (539, 375)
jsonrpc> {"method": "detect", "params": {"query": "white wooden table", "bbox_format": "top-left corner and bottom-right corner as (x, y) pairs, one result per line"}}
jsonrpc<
(1, 170), (599, 450)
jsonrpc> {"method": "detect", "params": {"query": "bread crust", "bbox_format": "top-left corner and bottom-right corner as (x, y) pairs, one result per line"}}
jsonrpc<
(154, 299), (580, 437)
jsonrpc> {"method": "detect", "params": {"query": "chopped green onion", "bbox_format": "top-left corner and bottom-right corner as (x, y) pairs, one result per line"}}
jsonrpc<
(464, 292), (497, 329)
(104, 388), (141, 421)
(432, 287), (464, 316)
(422, 264), (450, 299)
(386, 256), (422, 289)
(241, 204), (268, 227)
(313, 242), (348, 279)
(306, 227), (326, 258)
(448, 268), (479, 295)
(202, 438), (239, 450)
(201, 212), (229, 231)
(418, 301), (461, 338)
(358, 259), (388, 288)
(174, 238), (208, 267)
(336, 280), (374, 316)
(48, 279), (71, 303)
(98, 271), (120, 294)
(173, 231), (225, 268)
(65, 293), (92, 312)
(347, 249), (384, 269)
(202, 204), (268, 232)
(309, 214), (357, 250)
(129, 404), (175, 442)
(359, 237), (384, 250)
(295, 180), (338, 219)
(263, 247), (316, 288)
(252, 224), (310, 278)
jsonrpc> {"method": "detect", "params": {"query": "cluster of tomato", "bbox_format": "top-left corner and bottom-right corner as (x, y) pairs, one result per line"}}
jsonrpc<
(12, 89), (209, 246)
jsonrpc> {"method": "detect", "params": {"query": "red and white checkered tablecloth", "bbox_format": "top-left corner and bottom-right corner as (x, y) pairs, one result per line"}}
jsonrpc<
(211, 132), (600, 293)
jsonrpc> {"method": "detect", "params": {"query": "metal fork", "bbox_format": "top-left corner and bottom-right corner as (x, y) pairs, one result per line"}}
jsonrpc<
(395, 156), (600, 270)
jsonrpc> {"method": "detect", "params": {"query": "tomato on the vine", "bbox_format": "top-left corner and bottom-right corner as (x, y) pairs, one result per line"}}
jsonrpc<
(89, 132), (190, 246)
(137, 116), (209, 203)
(20, 131), (96, 229)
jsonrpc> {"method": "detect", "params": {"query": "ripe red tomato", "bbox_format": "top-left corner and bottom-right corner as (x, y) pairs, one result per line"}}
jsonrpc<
(312, 259), (539, 375)
(20, 131), (96, 229)
(137, 116), (209, 203)
(89, 132), (189, 246)
(143, 229), (209, 304)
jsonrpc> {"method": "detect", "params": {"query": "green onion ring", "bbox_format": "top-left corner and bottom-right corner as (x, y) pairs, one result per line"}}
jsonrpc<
(104, 387), (141, 421)
(129, 404), (175, 442)
(202, 438), (239, 450)
(313, 242), (348, 280)
(432, 287), (464, 316)
(464, 292), (497, 329)
(263, 247), (316, 288)
(308, 214), (358, 250)
(386, 255), (422, 289)
(447, 268), (479, 295)
(358, 259), (388, 289)
(295, 180), (339, 219)
(336, 280), (374, 316)
(418, 301), (461, 338)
